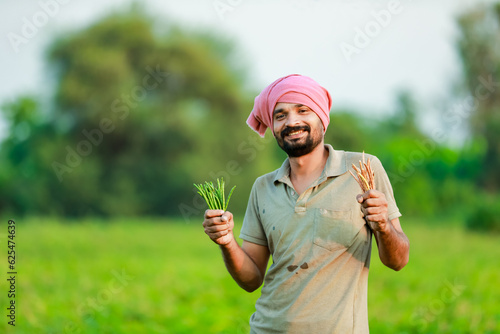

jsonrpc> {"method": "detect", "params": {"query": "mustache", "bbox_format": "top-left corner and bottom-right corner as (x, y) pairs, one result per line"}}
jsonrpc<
(281, 125), (310, 138)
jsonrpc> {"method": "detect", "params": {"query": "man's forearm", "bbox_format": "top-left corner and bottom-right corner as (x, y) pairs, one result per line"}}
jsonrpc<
(374, 222), (410, 271)
(220, 239), (265, 292)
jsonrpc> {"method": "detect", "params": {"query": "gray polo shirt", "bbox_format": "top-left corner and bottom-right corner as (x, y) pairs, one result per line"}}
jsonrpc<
(240, 144), (401, 334)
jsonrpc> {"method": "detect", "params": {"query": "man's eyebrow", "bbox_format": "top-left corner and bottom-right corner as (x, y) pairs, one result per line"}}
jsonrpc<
(273, 104), (306, 115)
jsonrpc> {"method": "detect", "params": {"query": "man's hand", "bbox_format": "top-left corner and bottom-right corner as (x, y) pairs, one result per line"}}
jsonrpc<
(203, 210), (235, 245)
(356, 189), (390, 233)
(203, 209), (270, 292)
(357, 190), (410, 270)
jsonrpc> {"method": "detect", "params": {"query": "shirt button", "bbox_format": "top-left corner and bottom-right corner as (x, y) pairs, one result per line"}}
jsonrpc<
(291, 190), (295, 196)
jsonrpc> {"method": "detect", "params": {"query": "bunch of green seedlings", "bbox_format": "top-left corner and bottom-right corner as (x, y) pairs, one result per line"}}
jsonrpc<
(194, 178), (236, 211)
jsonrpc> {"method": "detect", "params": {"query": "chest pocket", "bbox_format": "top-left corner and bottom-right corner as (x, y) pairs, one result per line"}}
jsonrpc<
(313, 208), (366, 251)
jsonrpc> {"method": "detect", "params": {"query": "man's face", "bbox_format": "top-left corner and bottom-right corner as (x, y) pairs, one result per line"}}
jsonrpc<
(272, 102), (324, 157)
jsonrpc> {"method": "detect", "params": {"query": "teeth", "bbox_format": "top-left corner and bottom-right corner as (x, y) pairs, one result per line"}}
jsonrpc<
(288, 130), (304, 136)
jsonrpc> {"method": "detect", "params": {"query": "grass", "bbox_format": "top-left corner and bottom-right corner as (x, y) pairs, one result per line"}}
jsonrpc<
(1, 217), (498, 333)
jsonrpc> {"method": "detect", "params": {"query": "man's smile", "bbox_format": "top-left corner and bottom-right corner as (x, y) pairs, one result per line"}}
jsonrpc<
(281, 125), (310, 141)
(286, 129), (307, 139)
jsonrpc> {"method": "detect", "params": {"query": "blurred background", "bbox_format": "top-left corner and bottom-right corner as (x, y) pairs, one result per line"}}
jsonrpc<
(0, 0), (499, 333)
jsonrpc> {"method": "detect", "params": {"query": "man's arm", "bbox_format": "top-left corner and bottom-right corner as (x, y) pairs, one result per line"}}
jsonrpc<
(203, 210), (270, 292)
(357, 190), (410, 271)
(372, 217), (409, 271)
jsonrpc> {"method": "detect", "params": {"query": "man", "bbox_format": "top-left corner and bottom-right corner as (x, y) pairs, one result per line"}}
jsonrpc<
(202, 74), (409, 333)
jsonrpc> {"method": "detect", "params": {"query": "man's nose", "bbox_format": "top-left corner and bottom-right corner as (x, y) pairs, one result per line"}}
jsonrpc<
(285, 112), (301, 127)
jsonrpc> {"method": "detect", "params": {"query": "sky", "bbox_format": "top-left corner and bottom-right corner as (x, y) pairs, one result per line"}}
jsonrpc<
(0, 0), (496, 141)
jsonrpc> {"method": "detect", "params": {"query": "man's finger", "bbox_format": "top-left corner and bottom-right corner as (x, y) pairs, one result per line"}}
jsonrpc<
(365, 213), (386, 223)
(361, 197), (386, 208)
(356, 194), (363, 203)
(209, 230), (230, 239)
(365, 206), (383, 215)
(205, 209), (225, 219)
(208, 217), (231, 226)
(221, 211), (233, 223)
(359, 189), (383, 202)
(205, 224), (230, 233)
(364, 189), (380, 199)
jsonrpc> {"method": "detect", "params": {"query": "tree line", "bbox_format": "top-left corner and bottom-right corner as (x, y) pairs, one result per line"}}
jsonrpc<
(1, 5), (499, 231)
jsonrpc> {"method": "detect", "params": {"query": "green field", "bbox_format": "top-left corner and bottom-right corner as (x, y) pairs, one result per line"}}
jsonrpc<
(1, 217), (499, 334)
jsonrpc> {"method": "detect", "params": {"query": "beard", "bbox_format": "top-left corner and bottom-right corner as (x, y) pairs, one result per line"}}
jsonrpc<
(275, 124), (323, 158)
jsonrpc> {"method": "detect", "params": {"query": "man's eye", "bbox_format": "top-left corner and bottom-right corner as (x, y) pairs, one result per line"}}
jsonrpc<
(299, 109), (308, 113)
(275, 114), (285, 120)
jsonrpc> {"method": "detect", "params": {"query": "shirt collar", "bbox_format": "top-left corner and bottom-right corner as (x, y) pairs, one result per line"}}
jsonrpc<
(274, 144), (347, 185)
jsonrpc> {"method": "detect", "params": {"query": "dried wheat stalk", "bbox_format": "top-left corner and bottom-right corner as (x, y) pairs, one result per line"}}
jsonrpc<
(349, 152), (375, 192)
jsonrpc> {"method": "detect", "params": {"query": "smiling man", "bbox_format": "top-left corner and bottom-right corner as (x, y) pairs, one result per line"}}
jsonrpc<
(202, 74), (409, 333)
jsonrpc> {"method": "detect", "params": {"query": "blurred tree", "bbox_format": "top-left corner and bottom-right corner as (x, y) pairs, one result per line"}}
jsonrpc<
(457, 3), (500, 190)
(325, 110), (372, 152)
(0, 7), (261, 217)
(48, 8), (260, 216)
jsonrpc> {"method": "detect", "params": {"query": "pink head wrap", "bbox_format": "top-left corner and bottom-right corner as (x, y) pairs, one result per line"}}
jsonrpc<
(246, 74), (332, 137)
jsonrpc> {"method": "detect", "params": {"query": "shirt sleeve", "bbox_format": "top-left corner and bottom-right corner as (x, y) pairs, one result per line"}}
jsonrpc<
(371, 156), (402, 221)
(239, 179), (268, 246)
